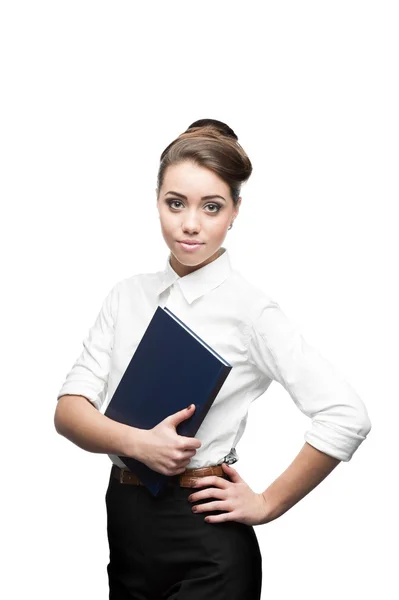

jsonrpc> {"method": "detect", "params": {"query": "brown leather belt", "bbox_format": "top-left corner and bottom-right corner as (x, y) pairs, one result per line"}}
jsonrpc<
(111, 463), (225, 488)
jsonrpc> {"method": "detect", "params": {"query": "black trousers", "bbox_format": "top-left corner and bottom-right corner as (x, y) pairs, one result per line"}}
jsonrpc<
(105, 466), (263, 599)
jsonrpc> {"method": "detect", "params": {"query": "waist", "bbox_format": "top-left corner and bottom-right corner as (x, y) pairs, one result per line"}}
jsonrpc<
(111, 463), (226, 487)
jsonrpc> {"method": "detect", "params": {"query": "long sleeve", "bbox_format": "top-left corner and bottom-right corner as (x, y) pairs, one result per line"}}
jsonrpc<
(56, 282), (119, 410)
(246, 299), (372, 462)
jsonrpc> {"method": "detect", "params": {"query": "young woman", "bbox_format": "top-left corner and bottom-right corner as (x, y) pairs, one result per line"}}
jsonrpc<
(55, 118), (372, 599)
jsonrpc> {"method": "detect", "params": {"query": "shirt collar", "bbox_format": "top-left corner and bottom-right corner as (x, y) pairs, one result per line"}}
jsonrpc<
(156, 246), (232, 305)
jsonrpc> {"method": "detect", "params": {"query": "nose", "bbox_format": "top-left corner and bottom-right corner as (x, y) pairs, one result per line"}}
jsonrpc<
(181, 211), (201, 234)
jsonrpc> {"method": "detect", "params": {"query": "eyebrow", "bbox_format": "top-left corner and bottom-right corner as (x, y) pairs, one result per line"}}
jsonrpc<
(165, 190), (226, 202)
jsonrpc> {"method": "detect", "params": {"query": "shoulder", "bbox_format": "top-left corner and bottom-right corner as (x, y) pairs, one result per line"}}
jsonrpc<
(114, 267), (164, 297)
(228, 267), (280, 324)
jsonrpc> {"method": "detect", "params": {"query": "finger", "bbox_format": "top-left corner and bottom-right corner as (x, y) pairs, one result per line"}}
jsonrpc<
(192, 500), (227, 513)
(180, 442), (202, 453)
(190, 488), (227, 502)
(181, 449), (196, 458)
(170, 404), (196, 426)
(222, 463), (242, 482)
(192, 476), (229, 489)
(204, 511), (234, 524)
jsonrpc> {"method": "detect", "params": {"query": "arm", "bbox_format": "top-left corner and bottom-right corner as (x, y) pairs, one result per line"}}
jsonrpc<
(54, 394), (145, 458)
(247, 297), (372, 463)
(245, 296), (371, 523)
(260, 442), (340, 523)
(55, 281), (145, 459)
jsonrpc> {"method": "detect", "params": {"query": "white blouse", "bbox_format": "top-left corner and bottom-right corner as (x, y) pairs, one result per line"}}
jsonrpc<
(57, 247), (371, 470)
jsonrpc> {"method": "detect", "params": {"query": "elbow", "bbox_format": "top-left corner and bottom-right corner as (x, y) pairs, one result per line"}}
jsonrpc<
(306, 402), (372, 463)
(341, 404), (372, 441)
(350, 386), (372, 439)
(350, 397), (372, 439)
(54, 401), (66, 435)
(54, 394), (72, 435)
(337, 392), (372, 440)
(358, 410), (372, 439)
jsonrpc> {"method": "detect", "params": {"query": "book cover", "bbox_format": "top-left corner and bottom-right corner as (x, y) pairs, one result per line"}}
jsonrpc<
(104, 305), (232, 496)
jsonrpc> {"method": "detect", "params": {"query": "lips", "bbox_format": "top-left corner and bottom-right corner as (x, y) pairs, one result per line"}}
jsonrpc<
(179, 240), (203, 245)
(177, 241), (204, 252)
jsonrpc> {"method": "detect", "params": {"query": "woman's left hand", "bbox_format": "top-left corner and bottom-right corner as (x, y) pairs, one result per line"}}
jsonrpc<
(188, 462), (269, 526)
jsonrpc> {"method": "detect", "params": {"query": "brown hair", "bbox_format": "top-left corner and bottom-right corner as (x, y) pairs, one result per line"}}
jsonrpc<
(157, 118), (253, 206)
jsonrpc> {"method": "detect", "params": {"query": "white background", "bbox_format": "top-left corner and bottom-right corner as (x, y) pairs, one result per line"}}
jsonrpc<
(2, 1), (398, 598)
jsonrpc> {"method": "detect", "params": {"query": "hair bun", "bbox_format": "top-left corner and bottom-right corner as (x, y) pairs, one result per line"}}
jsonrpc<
(186, 118), (238, 141)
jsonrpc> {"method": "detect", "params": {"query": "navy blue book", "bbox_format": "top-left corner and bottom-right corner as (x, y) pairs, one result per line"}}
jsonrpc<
(104, 305), (232, 497)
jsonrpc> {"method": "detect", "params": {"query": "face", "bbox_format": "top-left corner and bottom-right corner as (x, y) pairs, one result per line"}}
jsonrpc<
(156, 161), (241, 277)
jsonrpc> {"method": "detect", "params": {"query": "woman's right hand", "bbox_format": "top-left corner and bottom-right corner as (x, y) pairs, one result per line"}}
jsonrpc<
(132, 404), (202, 475)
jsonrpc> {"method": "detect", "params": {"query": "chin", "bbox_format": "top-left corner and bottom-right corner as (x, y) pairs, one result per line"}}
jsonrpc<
(172, 246), (210, 263)
(172, 250), (203, 263)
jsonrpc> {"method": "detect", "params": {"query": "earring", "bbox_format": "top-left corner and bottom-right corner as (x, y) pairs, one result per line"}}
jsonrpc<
(228, 222), (233, 230)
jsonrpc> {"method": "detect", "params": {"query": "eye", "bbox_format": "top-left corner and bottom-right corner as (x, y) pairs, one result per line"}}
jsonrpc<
(166, 199), (183, 209)
(205, 203), (221, 213)
(165, 200), (221, 213)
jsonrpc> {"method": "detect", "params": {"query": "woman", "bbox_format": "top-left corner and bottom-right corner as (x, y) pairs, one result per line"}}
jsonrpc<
(54, 118), (372, 599)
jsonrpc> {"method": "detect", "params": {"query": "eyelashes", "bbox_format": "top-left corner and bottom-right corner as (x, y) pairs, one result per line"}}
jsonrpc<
(165, 199), (222, 214)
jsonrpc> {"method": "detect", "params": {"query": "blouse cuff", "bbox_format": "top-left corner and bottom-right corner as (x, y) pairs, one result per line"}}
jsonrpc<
(57, 385), (102, 411)
(304, 418), (371, 462)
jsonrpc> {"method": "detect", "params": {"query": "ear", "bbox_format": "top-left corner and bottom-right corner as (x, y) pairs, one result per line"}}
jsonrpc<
(234, 196), (242, 217)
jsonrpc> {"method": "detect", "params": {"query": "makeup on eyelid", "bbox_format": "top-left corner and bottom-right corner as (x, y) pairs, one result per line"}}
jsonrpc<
(166, 199), (222, 213)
